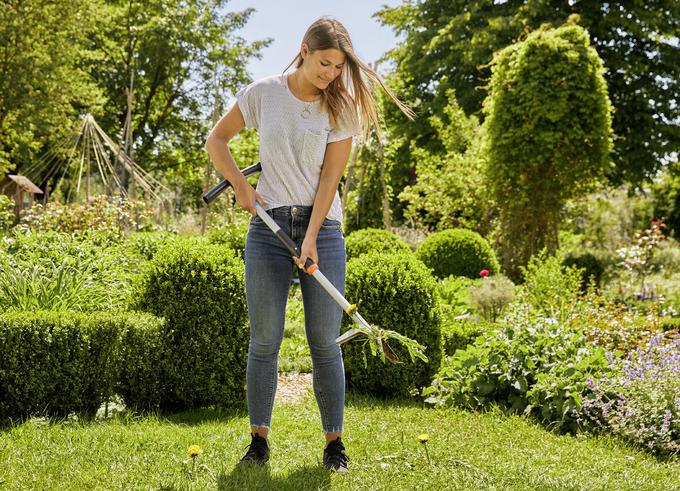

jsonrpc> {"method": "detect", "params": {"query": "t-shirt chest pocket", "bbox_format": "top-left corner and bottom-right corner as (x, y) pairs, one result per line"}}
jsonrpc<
(301, 129), (328, 168)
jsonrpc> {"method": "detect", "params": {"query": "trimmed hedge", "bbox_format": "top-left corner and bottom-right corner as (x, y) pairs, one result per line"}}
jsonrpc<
(0, 310), (162, 424)
(416, 229), (499, 279)
(131, 240), (248, 410)
(345, 228), (411, 261)
(341, 252), (442, 397)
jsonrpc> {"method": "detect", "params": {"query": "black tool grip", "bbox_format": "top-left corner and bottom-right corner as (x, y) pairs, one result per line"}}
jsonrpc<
(276, 230), (300, 258)
(202, 162), (262, 205)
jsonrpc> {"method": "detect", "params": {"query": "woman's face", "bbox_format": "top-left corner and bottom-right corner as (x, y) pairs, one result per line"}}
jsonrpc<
(301, 46), (346, 91)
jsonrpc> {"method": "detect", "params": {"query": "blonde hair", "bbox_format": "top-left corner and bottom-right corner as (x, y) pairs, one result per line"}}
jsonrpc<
(284, 17), (414, 141)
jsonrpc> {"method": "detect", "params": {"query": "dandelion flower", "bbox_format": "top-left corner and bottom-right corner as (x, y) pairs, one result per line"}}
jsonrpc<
(418, 434), (429, 444)
(188, 444), (203, 457)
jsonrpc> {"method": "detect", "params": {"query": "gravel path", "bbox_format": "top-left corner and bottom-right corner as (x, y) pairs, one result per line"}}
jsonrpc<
(274, 372), (312, 405)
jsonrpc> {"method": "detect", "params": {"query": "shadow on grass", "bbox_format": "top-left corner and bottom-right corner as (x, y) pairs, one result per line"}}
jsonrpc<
(344, 390), (429, 410)
(157, 404), (248, 426)
(216, 462), (331, 490)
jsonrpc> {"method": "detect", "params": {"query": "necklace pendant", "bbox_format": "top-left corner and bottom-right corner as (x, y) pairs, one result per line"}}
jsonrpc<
(301, 106), (311, 119)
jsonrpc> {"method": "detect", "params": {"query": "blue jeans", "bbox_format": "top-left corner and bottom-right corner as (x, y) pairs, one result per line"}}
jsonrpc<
(244, 205), (346, 433)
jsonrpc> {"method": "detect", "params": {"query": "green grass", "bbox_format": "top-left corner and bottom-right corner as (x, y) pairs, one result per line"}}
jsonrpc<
(1, 392), (678, 490)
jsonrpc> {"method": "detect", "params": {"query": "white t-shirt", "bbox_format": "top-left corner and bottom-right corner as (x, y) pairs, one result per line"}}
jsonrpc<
(235, 73), (355, 222)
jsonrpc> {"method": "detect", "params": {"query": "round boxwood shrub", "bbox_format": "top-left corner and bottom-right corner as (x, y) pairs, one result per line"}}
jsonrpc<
(0, 310), (161, 424)
(416, 229), (499, 279)
(341, 252), (442, 397)
(562, 251), (605, 290)
(131, 240), (248, 410)
(345, 228), (411, 260)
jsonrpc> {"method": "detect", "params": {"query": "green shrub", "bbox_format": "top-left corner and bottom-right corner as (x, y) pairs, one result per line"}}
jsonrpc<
(131, 240), (248, 410)
(16, 195), (156, 234)
(117, 314), (167, 411)
(341, 252), (442, 397)
(345, 228), (411, 260)
(424, 311), (610, 433)
(207, 216), (249, 257)
(124, 231), (179, 261)
(519, 249), (583, 323)
(416, 229), (499, 279)
(562, 251), (605, 290)
(469, 275), (515, 322)
(0, 310), (162, 424)
(440, 317), (485, 358)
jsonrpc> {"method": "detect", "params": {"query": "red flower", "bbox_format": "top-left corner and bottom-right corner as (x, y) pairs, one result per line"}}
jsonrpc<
(480, 269), (490, 277)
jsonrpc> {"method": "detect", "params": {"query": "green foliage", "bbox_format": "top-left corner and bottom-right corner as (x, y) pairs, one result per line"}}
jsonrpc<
(440, 318), (485, 358)
(344, 227), (411, 261)
(207, 215), (250, 257)
(341, 252), (442, 397)
(123, 231), (179, 261)
(416, 229), (499, 280)
(580, 334), (680, 455)
(0, 196), (15, 230)
(0, 230), (137, 312)
(0, 310), (162, 423)
(519, 250), (583, 324)
(470, 275), (515, 323)
(424, 313), (611, 433)
(83, 1), (270, 210)
(652, 161), (680, 238)
(343, 145), (385, 233)
(376, 2), (680, 186)
(398, 90), (491, 232)
(17, 195), (157, 235)
(659, 317), (680, 333)
(116, 314), (167, 411)
(131, 240), (248, 410)
(0, 0), (105, 175)
(562, 252), (605, 291)
(484, 22), (613, 278)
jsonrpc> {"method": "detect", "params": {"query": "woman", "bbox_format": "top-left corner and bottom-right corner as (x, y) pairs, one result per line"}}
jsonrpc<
(205, 17), (413, 474)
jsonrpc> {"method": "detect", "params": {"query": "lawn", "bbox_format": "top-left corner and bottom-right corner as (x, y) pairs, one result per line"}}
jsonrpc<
(1, 390), (678, 490)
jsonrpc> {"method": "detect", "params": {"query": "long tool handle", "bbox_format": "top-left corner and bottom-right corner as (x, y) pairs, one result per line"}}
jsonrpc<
(253, 202), (364, 345)
(202, 162), (262, 205)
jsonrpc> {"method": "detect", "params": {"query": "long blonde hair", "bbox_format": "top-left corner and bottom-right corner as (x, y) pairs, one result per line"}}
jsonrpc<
(285, 17), (414, 141)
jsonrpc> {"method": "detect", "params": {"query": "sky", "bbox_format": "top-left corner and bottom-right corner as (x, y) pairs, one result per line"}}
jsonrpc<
(226, 0), (404, 85)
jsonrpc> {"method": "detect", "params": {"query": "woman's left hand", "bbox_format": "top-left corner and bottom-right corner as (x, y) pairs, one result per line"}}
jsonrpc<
(295, 236), (318, 271)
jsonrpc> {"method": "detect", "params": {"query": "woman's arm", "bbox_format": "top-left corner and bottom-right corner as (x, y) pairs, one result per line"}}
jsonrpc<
(295, 136), (352, 268)
(204, 103), (264, 215)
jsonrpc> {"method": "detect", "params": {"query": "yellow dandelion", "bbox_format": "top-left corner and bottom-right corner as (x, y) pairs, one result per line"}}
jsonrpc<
(188, 444), (203, 457)
(418, 434), (429, 444)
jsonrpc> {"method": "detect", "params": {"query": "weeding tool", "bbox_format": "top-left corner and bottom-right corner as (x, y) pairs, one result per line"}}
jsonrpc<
(202, 164), (365, 345)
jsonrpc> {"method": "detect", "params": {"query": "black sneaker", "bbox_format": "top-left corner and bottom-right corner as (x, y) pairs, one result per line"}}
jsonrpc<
(323, 437), (349, 474)
(238, 433), (270, 465)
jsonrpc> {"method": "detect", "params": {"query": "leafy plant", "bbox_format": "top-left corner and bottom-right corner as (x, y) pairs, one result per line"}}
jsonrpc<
(519, 249), (583, 324)
(579, 333), (680, 455)
(469, 274), (515, 323)
(424, 310), (610, 433)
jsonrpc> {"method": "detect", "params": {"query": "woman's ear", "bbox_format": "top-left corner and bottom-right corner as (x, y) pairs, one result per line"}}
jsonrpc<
(300, 43), (309, 60)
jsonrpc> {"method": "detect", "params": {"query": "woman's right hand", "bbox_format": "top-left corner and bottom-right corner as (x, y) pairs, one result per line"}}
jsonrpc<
(234, 180), (265, 217)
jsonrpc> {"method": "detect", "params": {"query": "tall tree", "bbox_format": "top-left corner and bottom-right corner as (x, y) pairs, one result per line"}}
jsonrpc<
(484, 21), (613, 279)
(0, 0), (105, 177)
(86, 0), (270, 206)
(376, 0), (680, 188)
